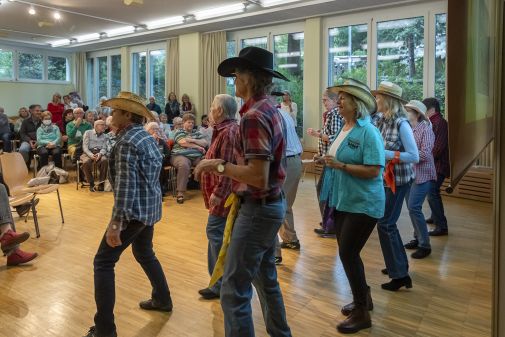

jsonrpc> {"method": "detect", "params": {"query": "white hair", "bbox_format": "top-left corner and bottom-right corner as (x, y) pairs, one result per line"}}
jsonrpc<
(213, 94), (237, 120)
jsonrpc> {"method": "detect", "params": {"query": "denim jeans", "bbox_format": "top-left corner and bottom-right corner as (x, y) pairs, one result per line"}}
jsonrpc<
(406, 181), (432, 249)
(206, 214), (226, 294)
(221, 197), (292, 337)
(378, 182), (411, 279)
(0, 183), (15, 229)
(427, 174), (448, 231)
(18, 141), (32, 164)
(93, 220), (171, 336)
(1, 132), (12, 152)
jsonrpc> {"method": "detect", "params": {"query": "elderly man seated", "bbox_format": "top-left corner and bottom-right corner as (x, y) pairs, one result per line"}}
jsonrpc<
(81, 120), (108, 192)
(66, 107), (92, 159)
(170, 113), (208, 203)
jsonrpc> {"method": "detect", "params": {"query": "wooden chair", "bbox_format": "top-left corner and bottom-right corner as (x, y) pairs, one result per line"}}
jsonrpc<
(0, 152), (64, 237)
(9, 193), (40, 236)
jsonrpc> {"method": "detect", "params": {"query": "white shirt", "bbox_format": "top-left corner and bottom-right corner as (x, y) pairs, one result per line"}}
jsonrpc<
(280, 101), (298, 125)
(328, 127), (353, 157)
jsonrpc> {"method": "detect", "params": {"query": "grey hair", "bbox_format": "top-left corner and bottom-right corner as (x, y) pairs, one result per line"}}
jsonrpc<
(350, 96), (370, 120)
(173, 116), (183, 125)
(213, 94), (237, 120)
(73, 107), (84, 116)
(144, 121), (160, 132)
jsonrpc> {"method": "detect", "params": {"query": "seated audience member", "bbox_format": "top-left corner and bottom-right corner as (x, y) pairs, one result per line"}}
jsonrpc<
(168, 117), (183, 140)
(18, 104), (42, 166)
(165, 92), (181, 123)
(81, 120), (108, 192)
(63, 95), (78, 111)
(181, 93), (195, 114)
(280, 90), (298, 124)
(85, 111), (96, 125)
(146, 96), (162, 114)
(66, 107), (92, 159)
(47, 92), (65, 128)
(0, 106), (13, 153)
(151, 111), (160, 123)
(95, 97), (111, 117)
(69, 91), (85, 109)
(145, 122), (171, 196)
(61, 109), (74, 143)
(105, 116), (117, 158)
(36, 111), (62, 169)
(14, 107), (30, 135)
(0, 183), (38, 266)
(198, 114), (213, 145)
(198, 94), (239, 300)
(159, 113), (171, 138)
(170, 113), (208, 203)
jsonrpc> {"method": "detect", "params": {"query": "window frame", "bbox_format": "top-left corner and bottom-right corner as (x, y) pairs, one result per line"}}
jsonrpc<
(129, 42), (166, 102)
(87, 48), (122, 109)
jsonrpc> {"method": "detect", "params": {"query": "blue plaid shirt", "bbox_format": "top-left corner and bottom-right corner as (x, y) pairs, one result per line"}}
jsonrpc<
(109, 124), (162, 227)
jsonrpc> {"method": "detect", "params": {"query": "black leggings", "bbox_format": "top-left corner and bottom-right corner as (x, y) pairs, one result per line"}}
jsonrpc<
(334, 210), (377, 306)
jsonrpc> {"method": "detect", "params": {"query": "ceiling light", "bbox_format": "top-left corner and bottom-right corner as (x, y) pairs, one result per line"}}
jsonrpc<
(28, 7), (36, 15)
(53, 12), (61, 20)
(106, 25), (135, 37)
(260, 0), (301, 7)
(146, 16), (184, 30)
(50, 39), (70, 47)
(193, 3), (245, 21)
(76, 33), (100, 43)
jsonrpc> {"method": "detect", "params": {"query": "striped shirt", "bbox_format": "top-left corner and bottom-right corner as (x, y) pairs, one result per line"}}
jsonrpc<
(171, 129), (205, 159)
(412, 120), (437, 184)
(109, 124), (162, 227)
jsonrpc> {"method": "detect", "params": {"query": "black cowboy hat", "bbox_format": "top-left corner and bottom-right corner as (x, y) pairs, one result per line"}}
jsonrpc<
(218, 46), (289, 81)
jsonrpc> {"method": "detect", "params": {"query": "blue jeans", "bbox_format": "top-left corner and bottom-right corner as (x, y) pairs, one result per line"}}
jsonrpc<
(93, 220), (171, 336)
(206, 214), (226, 294)
(427, 174), (448, 230)
(1, 132), (12, 152)
(378, 183), (411, 279)
(221, 197), (292, 337)
(406, 181), (432, 249)
(18, 141), (32, 164)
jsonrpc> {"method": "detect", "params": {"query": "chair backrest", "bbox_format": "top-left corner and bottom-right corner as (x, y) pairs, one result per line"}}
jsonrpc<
(0, 152), (29, 196)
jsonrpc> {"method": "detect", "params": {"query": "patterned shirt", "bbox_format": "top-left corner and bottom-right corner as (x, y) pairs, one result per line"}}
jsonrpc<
(109, 124), (162, 227)
(171, 129), (205, 159)
(83, 129), (108, 157)
(234, 95), (286, 199)
(318, 107), (343, 156)
(429, 112), (450, 177)
(201, 119), (240, 217)
(412, 120), (437, 184)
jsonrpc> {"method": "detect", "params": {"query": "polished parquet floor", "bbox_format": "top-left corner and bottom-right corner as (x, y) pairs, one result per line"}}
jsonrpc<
(0, 174), (493, 337)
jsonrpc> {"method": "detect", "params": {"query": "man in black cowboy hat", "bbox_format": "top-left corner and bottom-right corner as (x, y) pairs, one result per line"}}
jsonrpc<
(195, 46), (292, 337)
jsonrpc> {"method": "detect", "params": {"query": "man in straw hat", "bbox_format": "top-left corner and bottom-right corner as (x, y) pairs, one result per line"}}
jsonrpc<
(195, 46), (292, 337)
(84, 92), (173, 337)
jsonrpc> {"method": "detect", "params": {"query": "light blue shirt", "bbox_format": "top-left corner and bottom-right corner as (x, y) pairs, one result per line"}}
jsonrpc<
(320, 116), (386, 219)
(278, 109), (302, 156)
(384, 120), (419, 163)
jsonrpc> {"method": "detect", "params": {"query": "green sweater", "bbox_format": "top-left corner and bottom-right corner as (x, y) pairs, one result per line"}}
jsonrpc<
(66, 120), (92, 146)
(36, 124), (61, 148)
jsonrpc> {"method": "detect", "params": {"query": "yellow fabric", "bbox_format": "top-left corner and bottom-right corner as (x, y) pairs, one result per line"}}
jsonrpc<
(209, 193), (240, 288)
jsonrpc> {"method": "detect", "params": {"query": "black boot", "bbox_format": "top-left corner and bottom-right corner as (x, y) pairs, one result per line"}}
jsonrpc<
(381, 276), (412, 291)
(341, 286), (373, 316)
(337, 306), (372, 334)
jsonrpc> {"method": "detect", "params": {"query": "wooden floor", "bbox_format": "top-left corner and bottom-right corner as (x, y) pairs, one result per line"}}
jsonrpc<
(0, 174), (493, 337)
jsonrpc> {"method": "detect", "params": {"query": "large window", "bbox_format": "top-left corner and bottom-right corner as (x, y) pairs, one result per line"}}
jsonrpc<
(435, 13), (447, 114)
(273, 32), (304, 136)
(110, 55), (122, 98)
(131, 45), (167, 105)
(376, 17), (424, 100)
(328, 24), (368, 86)
(86, 52), (122, 108)
(132, 52), (147, 99)
(97, 56), (108, 99)
(149, 50), (166, 104)
(18, 52), (43, 80)
(47, 56), (68, 81)
(226, 40), (236, 96)
(0, 49), (13, 80)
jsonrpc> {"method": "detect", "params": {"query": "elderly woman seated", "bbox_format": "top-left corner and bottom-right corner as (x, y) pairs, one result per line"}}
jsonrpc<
(36, 111), (62, 170)
(170, 113), (208, 203)
(145, 122), (171, 196)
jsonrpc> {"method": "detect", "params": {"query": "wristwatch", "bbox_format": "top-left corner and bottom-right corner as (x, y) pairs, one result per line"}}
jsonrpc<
(217, 161), (227, 173)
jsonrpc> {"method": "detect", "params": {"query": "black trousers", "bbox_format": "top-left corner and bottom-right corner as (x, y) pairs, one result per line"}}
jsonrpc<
(37, 146), (62, 169)
(93, 220), (171, 336)
(334, 210), (377, 307)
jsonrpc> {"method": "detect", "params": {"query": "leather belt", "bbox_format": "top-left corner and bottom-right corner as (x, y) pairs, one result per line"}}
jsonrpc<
(286, 153), (301, 158)
(240, 193), (282, 205)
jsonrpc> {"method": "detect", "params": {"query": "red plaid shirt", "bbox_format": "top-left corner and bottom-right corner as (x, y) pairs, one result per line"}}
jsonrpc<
(201, 119), (240, 218)
(429, 112), (450, 177)
(233, 95), (286, 199)
(412, 120), (437, 184)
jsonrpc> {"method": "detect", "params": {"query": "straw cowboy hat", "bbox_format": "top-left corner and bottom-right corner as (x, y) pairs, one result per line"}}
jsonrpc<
(372, 81), (407, 103)
(405, 100), (427, 116)
(327, 78), (377, 114)
(101, 91), (155, 121)
(218, 46), (289, 81)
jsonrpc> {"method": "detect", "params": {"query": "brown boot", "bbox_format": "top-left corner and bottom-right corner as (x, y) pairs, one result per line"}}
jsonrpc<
(341, 286), (373, 316)
(337, 306), (371, 334)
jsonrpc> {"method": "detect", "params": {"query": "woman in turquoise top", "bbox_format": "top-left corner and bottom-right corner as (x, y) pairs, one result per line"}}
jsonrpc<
(320, 79), (385, 334)
(36, 111), (62, 169)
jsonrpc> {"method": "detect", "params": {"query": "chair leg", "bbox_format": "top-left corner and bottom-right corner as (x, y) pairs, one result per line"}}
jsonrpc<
(31, 201), (40, 238)
(56, 189), (64, 224)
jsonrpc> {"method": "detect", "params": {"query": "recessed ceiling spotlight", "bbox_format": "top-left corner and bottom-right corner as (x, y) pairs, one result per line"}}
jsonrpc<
(53, 12), (61, 20)
(28, 7), (36, 15)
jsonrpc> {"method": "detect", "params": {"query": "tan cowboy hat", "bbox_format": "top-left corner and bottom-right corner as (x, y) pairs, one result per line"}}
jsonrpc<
(328, 78), (377, 114)
(405, 100), (427, 116)
(372, 81), (407, 103)
(101, 91), (155, 121)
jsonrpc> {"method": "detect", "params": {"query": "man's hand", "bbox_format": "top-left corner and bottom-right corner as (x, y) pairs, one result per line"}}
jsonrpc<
(93, 153), (101, 161)
(194, 159), (224, 181)
(75, 117), (82, 127)
(105, 220), (122, 247)
(197, 146), (206, 154)
(209, 193), (222, 208)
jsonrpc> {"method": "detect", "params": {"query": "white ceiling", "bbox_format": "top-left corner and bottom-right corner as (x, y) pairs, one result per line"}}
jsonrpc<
(0, 0), (426, 52)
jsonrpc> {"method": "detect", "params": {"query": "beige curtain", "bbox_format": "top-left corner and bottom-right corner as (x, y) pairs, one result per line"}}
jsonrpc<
(201, 31), (226, 114)
(166, 38), (179, 102)
(73, 52), (87, 103)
